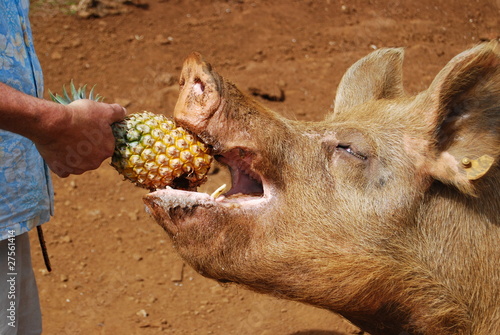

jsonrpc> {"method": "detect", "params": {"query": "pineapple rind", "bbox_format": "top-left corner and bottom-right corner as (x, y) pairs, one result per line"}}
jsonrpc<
(111, 111), (212, 190)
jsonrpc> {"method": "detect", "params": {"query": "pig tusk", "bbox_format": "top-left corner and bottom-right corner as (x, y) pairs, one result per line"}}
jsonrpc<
(210, 184), (227, 199)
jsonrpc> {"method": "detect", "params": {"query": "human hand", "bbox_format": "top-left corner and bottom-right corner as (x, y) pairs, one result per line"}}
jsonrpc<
(36, 99), (126, 177)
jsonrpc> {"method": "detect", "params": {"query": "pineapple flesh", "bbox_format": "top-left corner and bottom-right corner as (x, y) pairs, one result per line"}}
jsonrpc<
(50, 82), (213, 190)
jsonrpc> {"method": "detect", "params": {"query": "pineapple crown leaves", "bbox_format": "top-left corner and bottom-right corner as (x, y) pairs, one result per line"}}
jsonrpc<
(49, 80), (103, 105)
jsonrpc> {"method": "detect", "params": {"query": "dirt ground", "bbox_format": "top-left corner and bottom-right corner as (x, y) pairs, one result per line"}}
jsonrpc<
(27, 1), (498, 334)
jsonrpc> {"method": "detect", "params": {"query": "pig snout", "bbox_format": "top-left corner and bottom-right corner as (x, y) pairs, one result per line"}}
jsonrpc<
(144, 41), (500, 335)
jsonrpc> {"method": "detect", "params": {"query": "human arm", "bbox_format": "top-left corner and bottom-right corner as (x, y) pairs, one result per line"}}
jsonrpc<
(0, 82), (126, 177)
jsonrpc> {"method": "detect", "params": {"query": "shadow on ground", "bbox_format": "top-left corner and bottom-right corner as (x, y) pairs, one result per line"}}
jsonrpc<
(290, 330), (363, 335)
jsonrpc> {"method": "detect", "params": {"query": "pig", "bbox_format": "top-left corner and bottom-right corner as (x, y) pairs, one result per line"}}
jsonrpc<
(143, 41), (500, 335)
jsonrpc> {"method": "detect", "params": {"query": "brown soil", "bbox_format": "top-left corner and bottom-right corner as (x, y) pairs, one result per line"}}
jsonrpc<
(28, 1), (498, 334)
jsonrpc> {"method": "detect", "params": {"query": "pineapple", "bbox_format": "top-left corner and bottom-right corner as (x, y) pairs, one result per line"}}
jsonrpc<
(50, 82), (213, 190)
(111, 111), (212, 190)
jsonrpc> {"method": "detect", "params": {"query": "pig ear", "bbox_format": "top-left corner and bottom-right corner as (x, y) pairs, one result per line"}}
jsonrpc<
(173, 52), (223, 132)
(423, 41), (500, 195)
(330, 48), (405, 118)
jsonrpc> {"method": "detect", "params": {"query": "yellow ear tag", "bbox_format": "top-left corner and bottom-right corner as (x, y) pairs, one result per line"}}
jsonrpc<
(460, 155), (495, 180)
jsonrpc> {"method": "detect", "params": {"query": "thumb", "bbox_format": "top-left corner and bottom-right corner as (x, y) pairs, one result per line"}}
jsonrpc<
(108, 103), (127, 123)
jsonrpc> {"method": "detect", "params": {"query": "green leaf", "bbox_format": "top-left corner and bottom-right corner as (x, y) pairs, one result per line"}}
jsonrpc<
(70, 80), (79, 100)
(50, 81), (104, 104)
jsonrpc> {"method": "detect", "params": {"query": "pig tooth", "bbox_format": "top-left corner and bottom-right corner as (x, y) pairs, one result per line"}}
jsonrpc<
(210, 184), (227, 199)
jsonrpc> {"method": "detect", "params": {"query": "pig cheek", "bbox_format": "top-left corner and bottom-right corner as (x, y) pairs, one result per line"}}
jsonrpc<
(144, 201), (223, 243)
(171, 207), (246, 249)
(324, 154), (368, 193)
(175, 215), (257, 280)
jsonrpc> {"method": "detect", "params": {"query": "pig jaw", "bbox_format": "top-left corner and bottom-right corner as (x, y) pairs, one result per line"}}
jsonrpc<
(143, 181), (279, 283)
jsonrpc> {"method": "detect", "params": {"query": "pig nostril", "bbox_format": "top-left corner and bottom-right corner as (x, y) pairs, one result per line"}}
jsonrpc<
(193, 77), (205, 95)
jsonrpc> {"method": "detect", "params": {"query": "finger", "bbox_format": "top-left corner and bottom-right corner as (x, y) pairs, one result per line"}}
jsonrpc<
(104, 139), (117, 157)
(47, 160), (88, 177)
(45, 159), (70, 178)
(108, 103), (127, 123)
(48, 164), (71, 178)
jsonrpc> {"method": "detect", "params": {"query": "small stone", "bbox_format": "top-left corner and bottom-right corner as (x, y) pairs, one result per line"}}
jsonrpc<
(47, 37), (62, 44)
(61, 235), (72, 243)
(71, 39), (82, 48)
(136, 309), (148, 317)
(210, 285), (224, 294)
(128, 212), (139, 221)
(170, 260), (184, 282)
(51, 51), (62, 60)
(154, 34), (173, 45)
(87, 209), (102, 217)
(77, 10), (92, 19)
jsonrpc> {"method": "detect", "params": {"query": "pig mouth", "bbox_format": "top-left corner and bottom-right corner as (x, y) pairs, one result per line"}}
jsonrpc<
(214, 148), (264, 199)
(144, 147), (270, 218)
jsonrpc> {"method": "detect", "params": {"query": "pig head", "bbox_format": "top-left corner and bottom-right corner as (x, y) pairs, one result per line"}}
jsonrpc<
(144, 41), (500, 335)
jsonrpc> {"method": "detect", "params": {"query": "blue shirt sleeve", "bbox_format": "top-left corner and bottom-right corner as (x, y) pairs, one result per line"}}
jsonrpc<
(0, 0), (54, 240)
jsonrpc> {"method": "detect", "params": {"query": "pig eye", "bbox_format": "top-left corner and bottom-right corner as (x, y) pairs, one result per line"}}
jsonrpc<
(337, 144), (367, 160)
